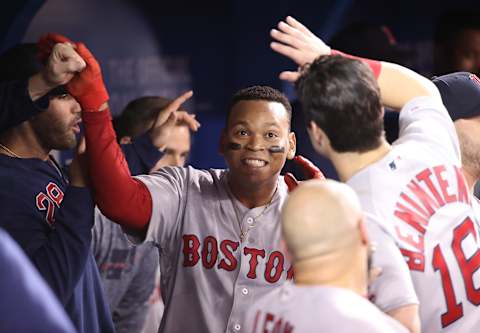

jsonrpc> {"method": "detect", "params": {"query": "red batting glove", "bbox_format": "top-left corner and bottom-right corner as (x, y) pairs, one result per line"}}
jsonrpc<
(66, 42), (109, 111)
(284, 155), (325, 192)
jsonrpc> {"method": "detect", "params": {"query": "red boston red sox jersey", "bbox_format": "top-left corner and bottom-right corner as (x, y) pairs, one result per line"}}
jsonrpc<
(245, 282), (409, 333)
(348, 96), (480, 333)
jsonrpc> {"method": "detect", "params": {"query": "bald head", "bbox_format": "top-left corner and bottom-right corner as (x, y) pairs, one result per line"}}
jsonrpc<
(282, 179), (364, 262)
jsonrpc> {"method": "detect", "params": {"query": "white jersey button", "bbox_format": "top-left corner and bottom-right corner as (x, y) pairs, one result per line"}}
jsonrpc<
(234, 323), (241, 331)
(242, 288), (249, 295)
(246, 217), (254, 224)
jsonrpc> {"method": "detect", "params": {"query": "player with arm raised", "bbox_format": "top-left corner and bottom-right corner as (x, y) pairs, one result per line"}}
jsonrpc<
(271, 16), (480, 333)
(39, 33), (325, 333)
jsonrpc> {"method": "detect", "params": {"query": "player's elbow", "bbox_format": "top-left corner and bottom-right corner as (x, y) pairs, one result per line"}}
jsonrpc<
(387, 304), (421, 333)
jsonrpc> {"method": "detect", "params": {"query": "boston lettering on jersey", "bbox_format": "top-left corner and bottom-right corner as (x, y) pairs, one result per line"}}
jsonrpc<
(393, 164), (470, 270)
(182, 234), (294, 282)
(251, 310), (294, 333)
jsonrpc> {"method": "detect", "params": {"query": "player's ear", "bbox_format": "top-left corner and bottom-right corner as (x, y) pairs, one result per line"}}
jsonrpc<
(119, 136), (132, 144)
(308, 121), (329, 154)
(219, 129), (227, 155)
(287, 132), (296, 160)
(358, 215), (369, 246)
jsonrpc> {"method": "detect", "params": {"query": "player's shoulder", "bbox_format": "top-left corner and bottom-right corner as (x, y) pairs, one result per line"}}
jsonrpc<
(0, 163), (37, 202)
(145, 165), (226, 182)
(321, 288), (408, 333)
(399, 95), (447, 118)
(138, 166), (229, 199)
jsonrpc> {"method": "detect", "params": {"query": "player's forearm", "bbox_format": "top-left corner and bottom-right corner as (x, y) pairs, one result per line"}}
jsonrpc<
(82, 108), (152, 232)
(332, 50), (440, 110)
(376, 61), (441, 110)
(28, 72), (57, 101)
(120, 133), (163, 176)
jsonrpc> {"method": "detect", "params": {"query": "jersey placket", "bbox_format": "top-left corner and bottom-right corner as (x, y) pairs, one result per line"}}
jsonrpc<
(226, 210), (259, 333)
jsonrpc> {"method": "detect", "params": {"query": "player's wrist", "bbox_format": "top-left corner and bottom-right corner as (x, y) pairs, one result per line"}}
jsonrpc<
(330, 49), (382, 79)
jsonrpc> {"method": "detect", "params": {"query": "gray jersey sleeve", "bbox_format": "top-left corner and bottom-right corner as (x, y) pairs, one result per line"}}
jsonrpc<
(397, 96), (461, 165)
(367, 216), (419, 312)
(133, 166), (189, 246)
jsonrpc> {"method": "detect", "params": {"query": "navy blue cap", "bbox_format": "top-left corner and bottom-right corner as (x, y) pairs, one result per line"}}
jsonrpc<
(433, 72), (480, 121)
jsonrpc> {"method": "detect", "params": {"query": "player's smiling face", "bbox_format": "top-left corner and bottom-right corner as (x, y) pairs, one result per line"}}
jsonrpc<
(220, 100), (296, 184)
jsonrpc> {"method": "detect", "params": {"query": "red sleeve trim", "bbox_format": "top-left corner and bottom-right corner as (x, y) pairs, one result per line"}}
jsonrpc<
(331, 49), (382, 79)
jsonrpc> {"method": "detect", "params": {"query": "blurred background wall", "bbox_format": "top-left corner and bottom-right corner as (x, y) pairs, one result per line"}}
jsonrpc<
(1, 0), (478, 176)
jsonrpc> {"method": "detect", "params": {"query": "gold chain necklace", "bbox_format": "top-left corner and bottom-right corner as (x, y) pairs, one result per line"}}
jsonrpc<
(228, 182), (278, 243)
(0, 143), (21, 158)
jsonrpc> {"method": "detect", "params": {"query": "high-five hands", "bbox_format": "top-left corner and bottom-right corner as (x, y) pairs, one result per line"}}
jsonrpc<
(28, 39), (86, 101)
(149, 91), (201, 150)
(270, 16), (331, 82)
(38, 33), (109, 111)
(40, 43), (86, 88)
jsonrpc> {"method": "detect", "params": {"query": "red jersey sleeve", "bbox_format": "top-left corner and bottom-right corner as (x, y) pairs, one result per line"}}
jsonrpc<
(82, 109), (152, 232)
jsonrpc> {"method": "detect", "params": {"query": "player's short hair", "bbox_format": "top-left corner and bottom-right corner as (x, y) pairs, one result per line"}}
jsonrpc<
(0, 43), (66, 96)
(113, 96), (171, 139)
(296, 55), (383, 153)
(227, 85), (292, 129)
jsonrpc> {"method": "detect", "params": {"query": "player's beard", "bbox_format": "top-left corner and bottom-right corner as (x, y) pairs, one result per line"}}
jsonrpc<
(30, 113), (78, 151)
(458, 131), (480, 179)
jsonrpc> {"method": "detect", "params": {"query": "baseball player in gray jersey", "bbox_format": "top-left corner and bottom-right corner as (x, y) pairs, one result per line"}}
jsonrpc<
(271, 16), (480, 333)
(83, 83), (416, 332)
(41, 33), (418, 333)
(81, 84), (304, 332)
(245, 179), (408, 333)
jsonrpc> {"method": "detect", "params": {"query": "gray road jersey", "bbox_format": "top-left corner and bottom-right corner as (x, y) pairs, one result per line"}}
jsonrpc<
(92, 209), (158, 333)
(348, 97), (480, 333)
(134, 167), (292, 333)
(245, 282), (409, 333)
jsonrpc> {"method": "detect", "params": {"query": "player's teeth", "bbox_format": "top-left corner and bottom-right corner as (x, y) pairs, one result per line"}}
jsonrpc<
(244, 159), (266, 167)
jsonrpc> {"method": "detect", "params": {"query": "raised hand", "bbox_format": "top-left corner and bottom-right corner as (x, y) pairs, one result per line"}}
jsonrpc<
(284, 155), (325, 192)
(37, 33), (74, 62)
(270, 16), (331, 82)
(40, 43), (86, 88)
(149, 91), (200, 149)
(38, 33), (109, 111)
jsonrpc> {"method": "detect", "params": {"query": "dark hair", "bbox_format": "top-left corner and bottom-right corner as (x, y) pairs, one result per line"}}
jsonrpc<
(113, 96), (171, 139)
(296, 55), (383, 153)
(0, 43), (67, 96)
(227, 85), (292, 128)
